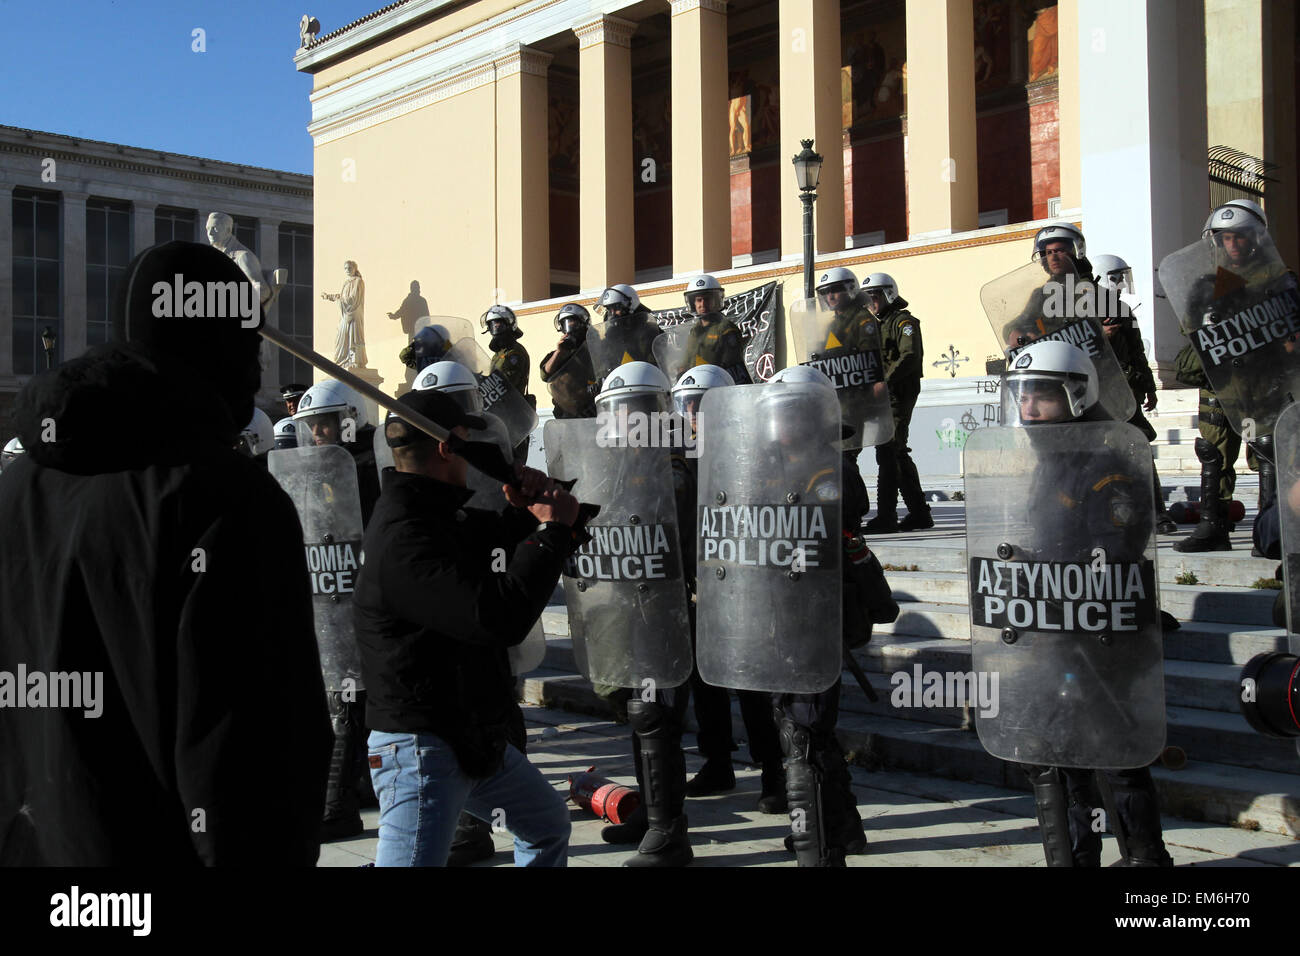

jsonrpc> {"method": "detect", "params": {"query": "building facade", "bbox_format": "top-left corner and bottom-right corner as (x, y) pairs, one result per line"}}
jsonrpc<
(0, 125), (315, 435)
(295, 0), (1297, 472)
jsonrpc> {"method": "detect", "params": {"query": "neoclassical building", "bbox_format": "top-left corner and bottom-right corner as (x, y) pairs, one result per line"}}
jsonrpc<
(295, 0), (1296, 471)
(0, 126), (314, 435)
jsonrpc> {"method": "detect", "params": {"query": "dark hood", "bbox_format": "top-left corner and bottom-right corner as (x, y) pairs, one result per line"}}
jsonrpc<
(14, 241), (263, 474)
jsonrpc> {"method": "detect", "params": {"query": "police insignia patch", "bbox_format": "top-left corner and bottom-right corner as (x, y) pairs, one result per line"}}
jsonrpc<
(1110, 495), (1136, 527)
(816, 484), (839, 502)
(902, 325), (914, 336)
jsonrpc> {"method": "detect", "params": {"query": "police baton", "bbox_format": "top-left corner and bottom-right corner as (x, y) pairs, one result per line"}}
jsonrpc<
(842, 642), (879, 703)
(260, 326), (600, 526)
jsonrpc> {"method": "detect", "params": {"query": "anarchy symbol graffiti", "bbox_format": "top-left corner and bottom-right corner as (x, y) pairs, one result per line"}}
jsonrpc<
(959, 410), (979, 431)
(756, 353), (776, 381)
(933, 345), (970, 378)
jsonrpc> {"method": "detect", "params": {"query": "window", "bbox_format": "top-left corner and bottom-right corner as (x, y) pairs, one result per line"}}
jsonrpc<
(155, 207), (197, 243)
(233, 215), (258, 255)
(86, 199), (132, 347)
(12, 189), (62, 374)
(277, 223), (313, 386)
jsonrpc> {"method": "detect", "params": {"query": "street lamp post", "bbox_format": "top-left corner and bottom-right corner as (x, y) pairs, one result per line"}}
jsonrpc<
(41, 327), (56, 370)
(792, 138), (824, 302)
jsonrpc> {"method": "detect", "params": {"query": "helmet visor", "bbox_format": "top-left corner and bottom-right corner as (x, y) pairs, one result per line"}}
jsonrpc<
(816, 281), (855, 312)
(1002, 375), (1087, 425)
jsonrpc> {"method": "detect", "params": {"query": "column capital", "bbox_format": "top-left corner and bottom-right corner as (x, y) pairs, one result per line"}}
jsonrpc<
(572, 14), (636, 50)
(670, 0), (727, 16)
(494, 44), (553, 79)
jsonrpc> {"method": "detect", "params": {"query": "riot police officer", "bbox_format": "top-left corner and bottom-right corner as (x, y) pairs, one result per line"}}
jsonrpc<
(765, 365), (870, 866)
(1, 437), (25, 472)
(281, 383), (308, 417)
(1173, 200), (1290, 553)
(290, 380), (382, 839)
(589, 284), (663, 381)
(558, 362), (695, 866)
(988, 340), (1173, 867)
(235, 408), (276, 463)
(670, 366), (787, 811)
(481, 305), (533, 403)
(1093, 253), (1178, 535)
(539, 303), (598, 419)
(670, 275), (750, 385)
(859, 272), (930, 532)
(399, 324), (455, 375)
(273, 417), (298, 450)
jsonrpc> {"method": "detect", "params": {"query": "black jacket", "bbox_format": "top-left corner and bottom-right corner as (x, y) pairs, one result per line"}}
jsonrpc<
(353, 471), (577, 776)
(0, 343), (332, 866)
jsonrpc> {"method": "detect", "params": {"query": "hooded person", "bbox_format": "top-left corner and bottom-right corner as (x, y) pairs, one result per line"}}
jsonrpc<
(0, 241), (332, 866)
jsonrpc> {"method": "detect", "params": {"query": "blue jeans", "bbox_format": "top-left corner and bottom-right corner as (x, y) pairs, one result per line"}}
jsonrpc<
(368, 731), (570, 867)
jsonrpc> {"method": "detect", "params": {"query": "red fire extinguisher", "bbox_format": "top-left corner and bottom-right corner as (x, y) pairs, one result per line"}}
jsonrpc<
(568, 767), (640, 824)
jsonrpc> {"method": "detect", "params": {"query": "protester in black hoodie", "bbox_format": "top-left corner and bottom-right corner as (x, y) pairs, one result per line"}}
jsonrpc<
(0, 242), (332, 866)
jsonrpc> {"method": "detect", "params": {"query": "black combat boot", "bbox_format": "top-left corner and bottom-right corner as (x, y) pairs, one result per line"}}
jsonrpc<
(1252, 436), (1277, 557)
(780, 717), (842, 867)
(685, 759), (735, 796)
(1105, 768), (1174, 867)
(1025, 765), (1076, 867)
(1152, 466), (1178, 535)
(322, 691), (364, 841)
(624, 700), (692, 867)
(1174, 438), (1232, 552)
(820, 740), (867, 855)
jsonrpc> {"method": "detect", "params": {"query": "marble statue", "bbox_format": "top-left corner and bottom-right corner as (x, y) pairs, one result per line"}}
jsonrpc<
(323, 260), (366, 368)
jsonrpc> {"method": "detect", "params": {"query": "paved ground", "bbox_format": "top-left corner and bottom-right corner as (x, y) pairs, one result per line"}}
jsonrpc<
(320, 704), (1300, 868)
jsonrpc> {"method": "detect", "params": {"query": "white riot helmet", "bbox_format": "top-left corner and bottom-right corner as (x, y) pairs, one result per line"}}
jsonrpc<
(237, 408), (275, 457)
(554, 302), (591, 333)
(273, 417), (298, 450)
(1202, 199), (1268, 241)
(1002, 339), (1099, 425)
(292, 380), (369, 446)
(415, 360), (485, 417)
(683, 274), (725, 314)
(595, 284), (641, 320)
(815, 267), (860, 310)
(1, 436), (25, 470)
(1091, 254), (1133, 294)
(479, 304), (518, 334)
(672, 365), (734, 426)
(761, 365), (839, 446)
(1033, 222), (1087, 261)
(596, 361), (671, 416)
(862, 272), (899, 307)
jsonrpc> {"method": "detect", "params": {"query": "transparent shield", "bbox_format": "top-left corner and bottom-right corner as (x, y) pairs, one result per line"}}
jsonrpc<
(268, 444), (365, 691)
(981, 260), (1136, 424)
(1276, 402), (1300, 655)
(963, 422), (1165, 768)
(694, 381), (844, 693)
(544, 418), (692, 689)
(785, 287), (895, 450)
(584, 317), (665, 385)
(1157, 233), (1300, 436)
(446, 337), (539, 448)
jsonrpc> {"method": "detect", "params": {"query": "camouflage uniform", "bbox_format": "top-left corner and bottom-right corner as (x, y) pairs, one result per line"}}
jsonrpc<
(871, 296), (928, 527)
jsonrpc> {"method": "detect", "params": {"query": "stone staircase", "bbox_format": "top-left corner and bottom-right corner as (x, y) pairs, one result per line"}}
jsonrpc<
(520, 499), (1300, 840)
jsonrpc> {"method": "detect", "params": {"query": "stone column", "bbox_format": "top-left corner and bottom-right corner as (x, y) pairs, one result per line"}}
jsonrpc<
(573, 14), (636, 290)
(0, 184), (13, 378)
(671, 0), (731, 274)
(779, 0), (845, 260)
(1263, 0), (1297, 266)
(1057, 0), (1081, 215)
(495, 45), (553, 303)
(1079, 0), (1207, 382)
(132, 201), (156, 256)
(904, 0), (978, 237)
(61, 192), (88, 361)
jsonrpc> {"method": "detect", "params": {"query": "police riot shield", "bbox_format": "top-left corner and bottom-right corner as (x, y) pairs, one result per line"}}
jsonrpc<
(1158, 234), (1300, 437)
(583, 316), (665, 385)
(694, 380), (844, 693)
(543, 346), (598, 419)
(446, 337), (539, 449)
(268, 444), (366, 692)
(543, 418), (692, 689)
(963, 422), (1164, 768)
(982, 261), (1136, 424)
(412, 315), (475, 350)
(786, 290), (895, 450)
(652, 322), (697, 384)
(372, 423), (395, 481)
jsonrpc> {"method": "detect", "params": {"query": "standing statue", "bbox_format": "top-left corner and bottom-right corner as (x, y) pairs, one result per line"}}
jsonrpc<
(323, 260), (367, 368)
(206, 212), (282, 312)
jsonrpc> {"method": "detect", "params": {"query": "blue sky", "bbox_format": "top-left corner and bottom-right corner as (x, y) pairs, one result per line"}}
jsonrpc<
(0, 0), (375, 174)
